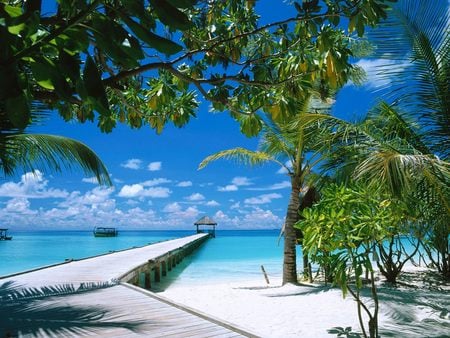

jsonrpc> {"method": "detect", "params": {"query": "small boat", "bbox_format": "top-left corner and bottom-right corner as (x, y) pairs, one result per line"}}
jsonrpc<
(0, 228), (12, 240)
(93, 227), (118, 237)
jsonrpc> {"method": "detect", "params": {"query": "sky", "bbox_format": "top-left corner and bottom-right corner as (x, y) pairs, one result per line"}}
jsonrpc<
(0, 2), (387, 231)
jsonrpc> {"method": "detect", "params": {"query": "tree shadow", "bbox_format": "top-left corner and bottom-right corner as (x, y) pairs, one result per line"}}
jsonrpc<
(0, 281), (147, 337)
(376, 284), (450, 337)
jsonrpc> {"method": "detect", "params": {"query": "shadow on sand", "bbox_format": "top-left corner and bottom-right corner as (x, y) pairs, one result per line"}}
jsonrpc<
(0, 281), (147, 337)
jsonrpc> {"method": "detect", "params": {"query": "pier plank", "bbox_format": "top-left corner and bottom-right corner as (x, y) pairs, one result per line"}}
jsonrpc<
(1, 234), (258, 338)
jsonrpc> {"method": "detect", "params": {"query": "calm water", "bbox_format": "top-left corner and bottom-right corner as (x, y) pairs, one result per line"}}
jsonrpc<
(0, 230), (293, 284)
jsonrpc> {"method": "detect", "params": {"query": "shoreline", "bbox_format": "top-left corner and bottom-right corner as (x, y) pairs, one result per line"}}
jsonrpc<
(161, 266), (450, 338)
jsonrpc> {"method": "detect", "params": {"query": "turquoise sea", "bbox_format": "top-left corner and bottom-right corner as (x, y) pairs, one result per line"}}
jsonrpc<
(0, 230), (297, 285)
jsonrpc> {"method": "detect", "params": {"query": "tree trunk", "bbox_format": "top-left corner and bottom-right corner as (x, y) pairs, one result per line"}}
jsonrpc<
(282, 175), (301, 284)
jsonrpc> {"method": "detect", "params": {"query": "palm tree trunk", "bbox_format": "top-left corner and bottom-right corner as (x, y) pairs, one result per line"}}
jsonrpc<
(282, 174), (301, 284)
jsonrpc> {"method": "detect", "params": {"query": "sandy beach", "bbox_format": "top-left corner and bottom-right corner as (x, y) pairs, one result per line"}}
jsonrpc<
(161, 267), (450, 337)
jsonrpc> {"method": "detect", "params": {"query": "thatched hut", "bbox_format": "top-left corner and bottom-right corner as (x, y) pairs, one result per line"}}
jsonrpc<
(194, 216), (217, 237)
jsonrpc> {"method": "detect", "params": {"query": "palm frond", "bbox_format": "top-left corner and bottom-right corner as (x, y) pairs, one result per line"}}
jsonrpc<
(367, 0), (450, 158)
(354, 149), (450, 206)
(0, 134), (111, 185)
(198, 147), (286, 171)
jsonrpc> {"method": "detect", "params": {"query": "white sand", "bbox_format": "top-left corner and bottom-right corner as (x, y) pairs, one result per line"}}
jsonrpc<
(161, 269), (450, 337)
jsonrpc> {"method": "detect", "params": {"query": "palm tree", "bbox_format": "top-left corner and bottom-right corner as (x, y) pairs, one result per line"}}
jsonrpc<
(0, 133), (111, 185)
(367, 0), (449, 159)
(0, 109), (111, 185)
(199, 103), (331, 284)
(320, 0), (450, 278)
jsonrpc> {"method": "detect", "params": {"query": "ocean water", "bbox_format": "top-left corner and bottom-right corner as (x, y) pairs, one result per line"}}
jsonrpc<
(0, 230), (191, 277)
(0, 230), (293, 284)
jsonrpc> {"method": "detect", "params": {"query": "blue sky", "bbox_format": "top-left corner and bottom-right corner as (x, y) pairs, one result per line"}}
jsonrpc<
(0, 3), (386, 231)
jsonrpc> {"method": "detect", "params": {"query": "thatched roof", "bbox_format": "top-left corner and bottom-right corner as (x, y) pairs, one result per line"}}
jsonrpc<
(194, 216), (217, 225)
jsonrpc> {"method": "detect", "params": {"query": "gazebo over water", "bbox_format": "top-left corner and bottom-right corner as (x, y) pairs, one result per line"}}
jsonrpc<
(194, 216), (217, 238)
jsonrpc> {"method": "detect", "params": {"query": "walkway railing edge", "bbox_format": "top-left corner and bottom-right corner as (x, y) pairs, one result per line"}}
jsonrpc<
(122, 282), (261, 338)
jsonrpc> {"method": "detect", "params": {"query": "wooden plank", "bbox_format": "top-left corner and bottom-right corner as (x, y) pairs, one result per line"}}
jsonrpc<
(1, 234), (256, 338)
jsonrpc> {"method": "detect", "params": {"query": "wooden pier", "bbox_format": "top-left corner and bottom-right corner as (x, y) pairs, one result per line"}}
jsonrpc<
(0, 234), (258, 338)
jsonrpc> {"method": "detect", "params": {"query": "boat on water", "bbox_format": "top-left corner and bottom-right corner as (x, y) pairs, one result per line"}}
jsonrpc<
(0, 228), (12, 240)
(93, 227), (118, 237)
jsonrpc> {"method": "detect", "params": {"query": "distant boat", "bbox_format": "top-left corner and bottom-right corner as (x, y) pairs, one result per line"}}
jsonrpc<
(93, 227), (118, 237)
(0, 228), (12, 240)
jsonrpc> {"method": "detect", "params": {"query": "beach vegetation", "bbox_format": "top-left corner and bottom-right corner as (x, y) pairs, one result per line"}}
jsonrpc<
(323, 0), (450, 280)
(0, 0), (396, 135)
(297, 183), (411, 338)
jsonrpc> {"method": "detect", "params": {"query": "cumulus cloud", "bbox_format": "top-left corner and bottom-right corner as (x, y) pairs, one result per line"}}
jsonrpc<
(218, 184), (238, 192)
(276, 161), (292, 174)
(121, 158), (142, 170)
(117, 184), (171, 198)
(0, 170), (68, 199)
(205, 200), (220, 207)
(5, 197), (37, 214)
(218, 176), (253, 192)
(213, 207), (281, 229)
(177, 181), (193, 187)
(141, 178), (171, 187)
(355, 59), (411, 89)
(231, 176), (252, 186)
(147, 161), (162, 171)
(186, 193), (205, 201)
(244, 193), (283, 205)
(82, 176), (99, 184)
(163, 202), (182, 213)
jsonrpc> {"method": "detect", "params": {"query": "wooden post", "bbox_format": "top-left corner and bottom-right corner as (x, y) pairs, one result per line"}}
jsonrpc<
(145, 270), (151, 289)
(138, 272), (146, 288)
(154, 265), (161, 283)
(261, 265), (270, 285)
(161, 261), (167, 276)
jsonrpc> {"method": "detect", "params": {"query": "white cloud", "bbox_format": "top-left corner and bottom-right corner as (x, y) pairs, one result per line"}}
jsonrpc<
(121, 158), (142, 170)
(147, 161), (162, 171)
(218, 184), (238, 192)
(141, 178), (171, 187)
(230, 202), (241, 209)
(249, 180), (291, 191)
(244, 193), (283, 205)
(58, 187), (115, 209)
(163, 202), (182, 213)
(82, 176), (99, 184)
(231, 176), (252, 186)
(5, 197), (37, 214)
(213, 208), (281, 229)
(205, 200), (220, 207)
(117, 184), (171, 198)
(118, 184), (143, 198)
(355, 59), (411, 89)
(186, 193), (205, 201)
(177, 181), (193, 187)
(276, 161), (292, 174)
(0, 170), (68, 199)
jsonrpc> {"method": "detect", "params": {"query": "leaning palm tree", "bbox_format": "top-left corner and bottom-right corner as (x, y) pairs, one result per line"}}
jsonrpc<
(199, 102), (333, 284)
(367, 0), (449, 159)
(354, 0), (450, 279)
(0, 109), (111, 185)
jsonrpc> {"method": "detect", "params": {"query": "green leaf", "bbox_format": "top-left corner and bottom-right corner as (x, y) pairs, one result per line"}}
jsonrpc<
(83, 56), (110, 115)
(122, 16), (182, 54)
(30, 60), (55, 89)
(4, 5), (22, 18)
(5, 94), (30, 129)
(239, 114), (263, 137)
(167, 0), (197, 9)
(150, 0), (193, 30)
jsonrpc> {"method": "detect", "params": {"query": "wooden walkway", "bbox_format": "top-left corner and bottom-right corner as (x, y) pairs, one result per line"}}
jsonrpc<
(0, 234), (257, 338)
